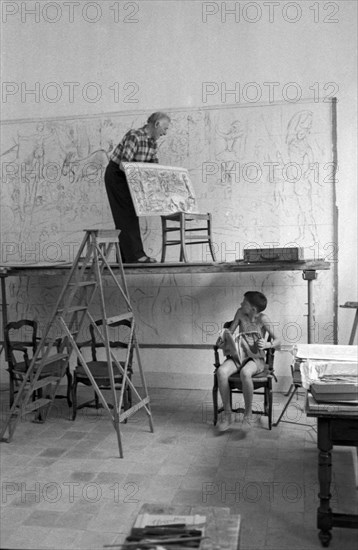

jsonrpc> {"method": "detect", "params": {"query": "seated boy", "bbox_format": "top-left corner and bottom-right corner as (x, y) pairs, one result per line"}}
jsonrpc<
(216, 290), (280, 432)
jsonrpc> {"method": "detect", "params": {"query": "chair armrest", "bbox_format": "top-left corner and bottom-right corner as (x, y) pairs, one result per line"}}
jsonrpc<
(213, 346), (221, 369)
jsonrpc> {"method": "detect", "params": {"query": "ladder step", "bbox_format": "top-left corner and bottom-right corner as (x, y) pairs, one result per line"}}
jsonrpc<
(96, 237), (120, 244)
(19, 398), (52, 414)
(89, 229), (120, 244)
(106, 313), (133, 325)
(119, 397), (150, 422)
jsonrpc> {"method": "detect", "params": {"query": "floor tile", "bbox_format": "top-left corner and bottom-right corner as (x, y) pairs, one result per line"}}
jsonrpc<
(0, 387), (357, 549)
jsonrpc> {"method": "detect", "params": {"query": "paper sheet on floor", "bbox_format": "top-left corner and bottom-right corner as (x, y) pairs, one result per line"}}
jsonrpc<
(133, 513), (206, 528)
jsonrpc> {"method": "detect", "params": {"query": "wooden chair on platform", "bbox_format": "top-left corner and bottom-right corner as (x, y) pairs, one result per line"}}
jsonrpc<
(212, 321), (276, 430)
(5, 319), (72, 408)
(71, 319), (133, 420)
(161, 212), (216, 263)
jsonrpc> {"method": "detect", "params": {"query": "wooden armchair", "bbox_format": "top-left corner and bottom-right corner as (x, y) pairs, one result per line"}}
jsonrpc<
(212, 321), (276, 429)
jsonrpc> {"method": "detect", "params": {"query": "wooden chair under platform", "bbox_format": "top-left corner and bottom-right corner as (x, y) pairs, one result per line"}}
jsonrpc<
(5, 319), (72, 408)
(71, 319), (133, 420)
(212, 321), (276, 430)
(161, 212), (216, 263)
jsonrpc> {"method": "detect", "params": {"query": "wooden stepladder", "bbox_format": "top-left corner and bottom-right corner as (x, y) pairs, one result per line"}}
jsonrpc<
(0, 229), (154, 457)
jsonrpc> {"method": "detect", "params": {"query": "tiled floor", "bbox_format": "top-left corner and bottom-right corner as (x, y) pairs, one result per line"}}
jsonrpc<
(0, 386), (357, 550)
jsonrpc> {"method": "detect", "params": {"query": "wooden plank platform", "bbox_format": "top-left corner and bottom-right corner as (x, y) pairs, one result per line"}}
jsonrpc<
(0, 259), (330, 277)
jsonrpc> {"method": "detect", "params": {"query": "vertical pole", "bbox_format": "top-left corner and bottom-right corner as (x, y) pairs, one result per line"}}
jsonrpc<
(302, 270), (317, 344)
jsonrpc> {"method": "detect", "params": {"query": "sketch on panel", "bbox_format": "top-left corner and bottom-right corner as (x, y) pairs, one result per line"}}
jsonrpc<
(122, 162), (199, 216)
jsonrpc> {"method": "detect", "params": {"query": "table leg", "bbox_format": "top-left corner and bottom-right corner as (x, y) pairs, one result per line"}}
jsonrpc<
(317, 417), (333, 547)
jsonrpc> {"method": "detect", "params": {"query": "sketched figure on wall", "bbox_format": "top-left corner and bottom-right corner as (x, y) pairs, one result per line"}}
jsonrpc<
(216, 120), (247, 155)
(14, 123), (55, 237)
(214, 119), (247, 200)
(286, 110), (318, 242)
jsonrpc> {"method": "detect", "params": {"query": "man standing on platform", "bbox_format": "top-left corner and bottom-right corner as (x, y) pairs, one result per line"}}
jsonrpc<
(104, 112), (171, 263)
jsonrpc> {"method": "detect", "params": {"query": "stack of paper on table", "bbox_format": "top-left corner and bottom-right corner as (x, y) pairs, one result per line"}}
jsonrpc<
(310, 381), (358, 403)
(294, 345), (358, 399)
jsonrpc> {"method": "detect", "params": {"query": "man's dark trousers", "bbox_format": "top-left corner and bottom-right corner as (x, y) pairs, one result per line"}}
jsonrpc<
(104, 160), (145, 262)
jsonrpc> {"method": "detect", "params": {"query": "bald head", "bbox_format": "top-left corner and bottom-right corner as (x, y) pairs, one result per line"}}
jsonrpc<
(146, 112), (171, 141)
(147, 112), (171, 125)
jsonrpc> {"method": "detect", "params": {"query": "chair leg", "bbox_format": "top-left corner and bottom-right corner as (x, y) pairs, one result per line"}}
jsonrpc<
(180, 215), (189, 262)
(273, 385), (299, 427)
(71, 376), (78, 421)
(161, 217), (167, 263)
(9, 375), (15, 408)
(66, 368), (72, 407)
(212, 373), (219, 425)
(207, 216), (216, 262)
(267, 386), (273, 430)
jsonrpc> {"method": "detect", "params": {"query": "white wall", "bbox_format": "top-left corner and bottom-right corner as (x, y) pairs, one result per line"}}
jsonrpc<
(1, 0), (357, 389)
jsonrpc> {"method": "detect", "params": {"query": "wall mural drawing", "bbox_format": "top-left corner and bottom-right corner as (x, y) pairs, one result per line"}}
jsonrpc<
(0, 101), (337, 347)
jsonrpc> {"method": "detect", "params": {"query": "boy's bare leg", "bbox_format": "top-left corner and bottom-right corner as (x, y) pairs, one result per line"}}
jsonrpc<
(216, 358), (238, 431)
(240, 360), (258, 429)
(217, 358), (238, 412)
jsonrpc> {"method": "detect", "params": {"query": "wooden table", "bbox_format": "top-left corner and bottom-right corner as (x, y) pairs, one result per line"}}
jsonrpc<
(126, 503), (241, 549)
(306, 393), (358, 547)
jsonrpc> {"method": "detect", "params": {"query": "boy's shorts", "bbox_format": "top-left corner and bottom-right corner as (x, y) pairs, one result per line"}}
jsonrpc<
(235, 357), (266, 375)
(218, 329), (266, 375)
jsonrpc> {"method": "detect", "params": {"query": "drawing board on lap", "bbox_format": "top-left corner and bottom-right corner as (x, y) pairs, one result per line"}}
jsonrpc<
(122, 162), (200, 216)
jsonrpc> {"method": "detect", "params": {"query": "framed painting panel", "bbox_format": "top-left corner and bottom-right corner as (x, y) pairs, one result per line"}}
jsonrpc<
(122, 162), (199, 216)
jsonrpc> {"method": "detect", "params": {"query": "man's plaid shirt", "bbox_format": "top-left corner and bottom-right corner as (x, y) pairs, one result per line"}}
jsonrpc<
(110, 127), (158, 165)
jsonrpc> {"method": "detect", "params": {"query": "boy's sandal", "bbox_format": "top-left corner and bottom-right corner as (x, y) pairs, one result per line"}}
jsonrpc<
(136, 256), (157, 263)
